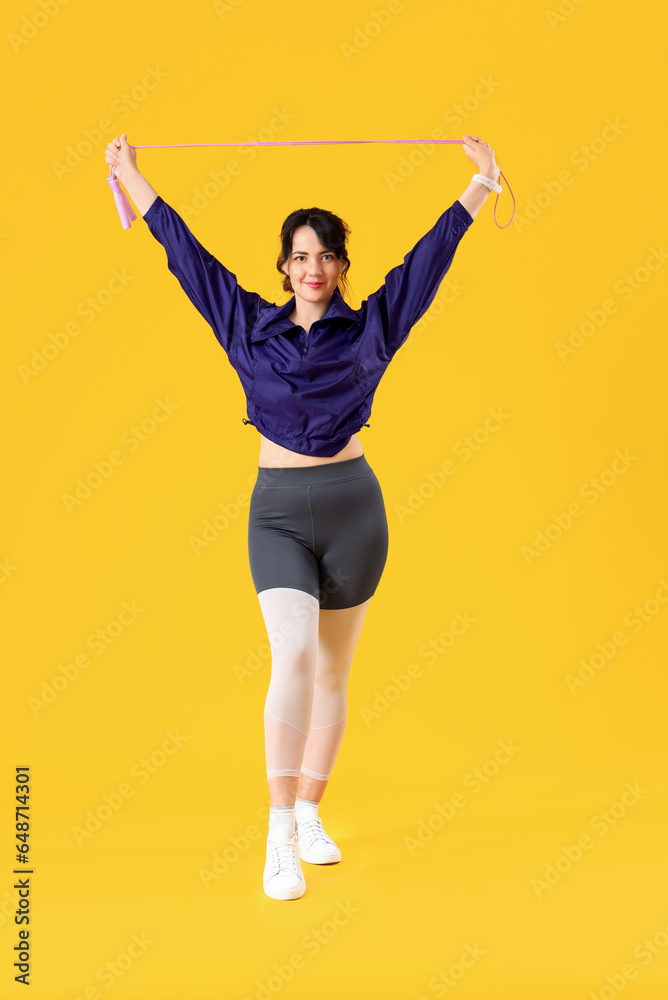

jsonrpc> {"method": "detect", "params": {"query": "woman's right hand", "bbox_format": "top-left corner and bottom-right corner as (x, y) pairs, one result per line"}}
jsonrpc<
(105, 133), (137, 182)
(461, 135), (500, 184)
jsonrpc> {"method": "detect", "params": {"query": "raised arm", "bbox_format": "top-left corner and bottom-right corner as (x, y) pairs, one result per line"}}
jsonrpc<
(457, 134), (501, 218)
(104, 134), (270, 359)
(363, 134), (501, 362)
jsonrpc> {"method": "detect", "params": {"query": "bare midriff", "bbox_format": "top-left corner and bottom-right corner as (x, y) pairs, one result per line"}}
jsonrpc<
(258, 432), (364, 468)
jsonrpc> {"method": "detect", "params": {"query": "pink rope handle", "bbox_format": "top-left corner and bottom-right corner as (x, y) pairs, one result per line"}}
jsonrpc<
(108, 139), (515, 230)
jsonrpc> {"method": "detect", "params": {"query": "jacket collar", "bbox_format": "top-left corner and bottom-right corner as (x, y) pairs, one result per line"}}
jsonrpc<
(250, 286), (359, 342)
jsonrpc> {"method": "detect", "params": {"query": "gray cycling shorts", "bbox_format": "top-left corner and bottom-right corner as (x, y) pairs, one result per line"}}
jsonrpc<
(247, 454), (389, 610)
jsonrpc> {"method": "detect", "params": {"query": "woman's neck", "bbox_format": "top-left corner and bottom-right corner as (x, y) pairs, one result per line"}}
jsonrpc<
(288, 295), (332, 333)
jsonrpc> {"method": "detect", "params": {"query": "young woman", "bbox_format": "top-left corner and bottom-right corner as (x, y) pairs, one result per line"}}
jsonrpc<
(104, 132), (500, 900)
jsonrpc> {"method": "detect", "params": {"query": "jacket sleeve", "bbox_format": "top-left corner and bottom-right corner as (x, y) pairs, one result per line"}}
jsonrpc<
(364, 198), (474, 362)
(142, 196), (269, 359)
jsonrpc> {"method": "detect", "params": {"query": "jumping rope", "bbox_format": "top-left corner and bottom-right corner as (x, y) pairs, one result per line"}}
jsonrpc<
(107, 138), (515, 230)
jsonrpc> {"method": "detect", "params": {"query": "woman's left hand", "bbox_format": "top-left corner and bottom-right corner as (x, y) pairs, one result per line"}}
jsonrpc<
(461, 135), (500, 183)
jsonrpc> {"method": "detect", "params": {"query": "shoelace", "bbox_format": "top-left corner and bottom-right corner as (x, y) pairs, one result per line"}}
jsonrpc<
(298, 816), (332, 845)
(107, 138), (515, 230)
(267, 836), (301, 874)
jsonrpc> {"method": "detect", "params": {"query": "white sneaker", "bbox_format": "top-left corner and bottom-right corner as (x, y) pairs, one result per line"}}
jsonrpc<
(296, 810), (342, 865)
(263, 824), (306, 900)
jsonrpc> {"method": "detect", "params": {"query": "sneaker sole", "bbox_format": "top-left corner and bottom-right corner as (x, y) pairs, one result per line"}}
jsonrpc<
(263, 878), (306, 900)
(298, 844), (342, 865)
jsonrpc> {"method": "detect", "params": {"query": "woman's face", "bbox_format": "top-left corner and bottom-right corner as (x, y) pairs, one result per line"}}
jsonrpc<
(283, 225), (345, 304)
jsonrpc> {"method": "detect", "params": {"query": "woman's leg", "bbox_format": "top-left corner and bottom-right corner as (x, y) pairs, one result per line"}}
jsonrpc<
(249, 457), (388, 814)
(256, 585), (320, 899)
(297, 596), (373, 803)
(295, 463), (388, 807)
(256, 586), (320, 807)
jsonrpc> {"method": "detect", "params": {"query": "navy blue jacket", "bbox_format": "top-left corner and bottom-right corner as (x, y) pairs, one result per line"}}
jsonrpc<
(143, 195), (474, 457)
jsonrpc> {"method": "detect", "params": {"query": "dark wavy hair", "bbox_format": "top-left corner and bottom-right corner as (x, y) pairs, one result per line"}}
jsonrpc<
(276, 207), (352, 300)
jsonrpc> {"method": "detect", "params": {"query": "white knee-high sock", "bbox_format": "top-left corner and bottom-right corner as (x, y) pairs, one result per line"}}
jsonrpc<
(259, 589), (319, 780)
(299, 601), (366, 782)
(300, 718), (347, 781)
(300, 652), (349, 781)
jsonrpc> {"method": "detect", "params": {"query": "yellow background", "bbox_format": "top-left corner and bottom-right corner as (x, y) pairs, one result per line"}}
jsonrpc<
(2, 0), (667, 996)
